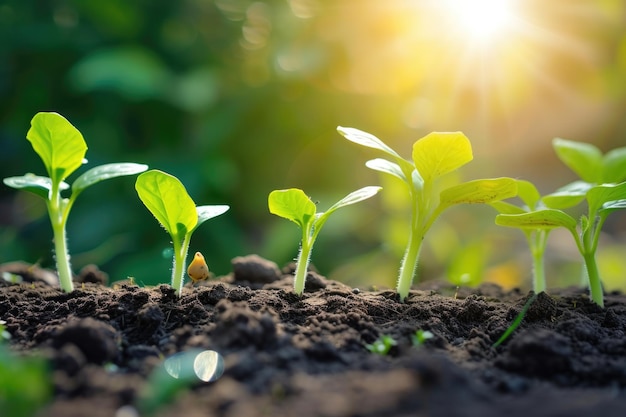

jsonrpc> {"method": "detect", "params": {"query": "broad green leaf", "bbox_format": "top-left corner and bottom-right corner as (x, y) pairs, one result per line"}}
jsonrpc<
(587, 182), (626, 215)
(553, 138), (602, 183)
(72, 163), (148, 196)
(135, 170), (198, 239)
(601, 147), (626, 183)
(268, 188), (316, 229)
(496, 209), (577, 231)
(337, 126), (401, 158)
(365, 158), (406, 182)
(412, 132), (473, 182)
(439, 178), (517, 209)
(516, 180), (541, 210)
(194, 205), (230, 231)
(490, 200), (527, 215)
(542, 181), (591, 209)
(3, 174), (69, 199)
(26, 112), (87, 184)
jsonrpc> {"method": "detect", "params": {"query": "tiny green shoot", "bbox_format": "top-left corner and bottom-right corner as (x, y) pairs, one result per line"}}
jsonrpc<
(492, 293), (538, 348)
(366, 334), (397, 355)
(338, 127), (517, 301)
(491, 180), (556, 293)
(135, 170), (229, 295)
(2, 112), (148, 292)
(268, 186), (381, 295)
(495, 138), (626, 307)
(411, 329), (434, 347)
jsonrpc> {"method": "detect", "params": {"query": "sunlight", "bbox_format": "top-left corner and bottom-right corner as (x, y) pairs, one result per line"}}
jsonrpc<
(445, 0), (518, 44)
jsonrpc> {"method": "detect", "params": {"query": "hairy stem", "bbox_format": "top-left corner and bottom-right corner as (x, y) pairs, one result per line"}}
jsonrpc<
(530, 230), (548, 294)
(583, 252), (604, 308)
(172, 235), (192, 295)
(51, 217), (73, 292)
(293, 237), (312, 296)
(396, 231), (423, 302)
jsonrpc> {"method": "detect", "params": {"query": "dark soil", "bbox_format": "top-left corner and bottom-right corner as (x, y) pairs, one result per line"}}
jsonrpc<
(2, 254), (626, 417)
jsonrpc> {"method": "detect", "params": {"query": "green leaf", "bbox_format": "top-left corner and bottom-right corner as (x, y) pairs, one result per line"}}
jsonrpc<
(600, 199), (626, 216)
(542, 181), (592, 209)
(337, 126), (401, 158)
(553, 138), (602, 183)
(3, 174), (69, 199)
(135, 170), (198, 240)
(194, 205), (230, 232)
(516, 180), (541, 210)
(490, 200), (527, 215)
(412, 132), (473, 182)
(365, 158), (406, 182)
(495, 209), (577, 231)
(587, 182), (626, 215)
(601, 147), (626, 183)
(315, 186), (381, 230)
(439, 178), (517, 209)
(268, 188), (316, 230)
(72, 163), (148, 196)
(26, 112), (87, 184)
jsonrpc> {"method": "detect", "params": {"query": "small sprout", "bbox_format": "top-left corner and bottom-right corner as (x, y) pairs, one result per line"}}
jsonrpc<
(338, 126), (517, 301)
(411, 329), (434, 347)
(187, 252), (210, 283)
(366, 335), (397, 356)
(2, 112), (148, 292)
(496, 138), (626, 308)
(268, 186), (381, 295)
(135, 170), (229, 295)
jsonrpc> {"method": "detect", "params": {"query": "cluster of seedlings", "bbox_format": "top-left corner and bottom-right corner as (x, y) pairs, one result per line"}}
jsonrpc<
(4, 112), (626, 310)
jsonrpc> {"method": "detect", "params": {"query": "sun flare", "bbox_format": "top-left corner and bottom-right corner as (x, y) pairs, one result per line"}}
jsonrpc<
(445, 0), (518, 44)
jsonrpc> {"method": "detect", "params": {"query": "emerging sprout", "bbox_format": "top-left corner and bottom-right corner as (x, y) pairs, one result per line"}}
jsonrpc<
(268, 186), (381, 295)
(411, 329), (434, 347)
(366, 335), (397, 356)
(338, 126), (517, 301)
(135, 170), (229, 295)
(2, 112), (148, 292)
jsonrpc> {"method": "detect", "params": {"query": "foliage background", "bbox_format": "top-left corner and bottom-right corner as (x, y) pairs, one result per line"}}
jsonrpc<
(2, 0), (626, 291)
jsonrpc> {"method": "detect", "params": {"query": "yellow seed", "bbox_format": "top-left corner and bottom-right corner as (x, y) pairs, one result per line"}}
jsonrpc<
(187, 252), (210, 283)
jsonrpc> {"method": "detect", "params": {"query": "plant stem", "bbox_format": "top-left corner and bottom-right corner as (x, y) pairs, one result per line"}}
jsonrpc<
(172, 235), (192, 295)
(397, 232), (423, 302)
(293, 237), (312, 295)
(51, 217), (73, 292)
(530, 230), (547, 294)
(583, 251), (604, 308)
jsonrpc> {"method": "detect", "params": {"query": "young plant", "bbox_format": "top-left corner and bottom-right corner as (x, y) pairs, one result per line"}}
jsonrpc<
(268, 186), (381, 295)
(338, 127), (517, 301)
(135, 170), (229, 294)
(411, 329), (434, 348)
(2, 112), (148, 292)
(490, 180), (557, 294)
(366, 334), (397, 355)
(495, 138), (626, 307)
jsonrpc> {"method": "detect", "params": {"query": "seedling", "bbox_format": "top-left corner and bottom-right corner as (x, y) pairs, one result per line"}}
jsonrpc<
(366, 334), (397, 355)
(411, 329), (434, 347)
(495, 138), (626, 307)
(2, 112), (148, 292)
(491, 180), (555, 293)
(268, 186), (381, 295)
(338, 127), (517, 301)
(135, 170), (229, 294)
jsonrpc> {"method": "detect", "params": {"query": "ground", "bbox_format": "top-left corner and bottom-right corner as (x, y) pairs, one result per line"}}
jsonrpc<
(1, 254), (626, 417)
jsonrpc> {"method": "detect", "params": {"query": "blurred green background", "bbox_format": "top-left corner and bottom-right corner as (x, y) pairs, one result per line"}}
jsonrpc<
(2, 0), (626, 291)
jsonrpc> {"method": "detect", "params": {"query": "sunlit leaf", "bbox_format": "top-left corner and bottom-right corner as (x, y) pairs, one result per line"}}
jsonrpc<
(3, 174), (69, 199)
(135, 170), (198, 240)
(337, 126), (401, 158)
(72, 163), (148, 196)
(412, 132), (473, 182)
(587, 182), (626, 215)
(316, 186), (381, 230)
(268, 188), (316, 230)
(542, 181), (592, 209)
(601, 147), (626, 183)
(516, 180), (541, 210)
(490, 200), (527, 215)
(26, 112), (87, 184)
(496, 209), (577, 231)
(365, 158), (406, 182)
(194, 205), (230, 231)
(439, 178), (517, 208)
(553, 138), (602, 183)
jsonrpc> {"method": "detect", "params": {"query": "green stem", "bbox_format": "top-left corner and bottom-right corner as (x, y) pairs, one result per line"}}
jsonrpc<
(294, 237), (312, 296)
(48, 184), (73, 292)
(530, 230), (547, 294)
(172, 235), (192, 295)
(583, 251), (604, 308)
(396, 231), (423, 302)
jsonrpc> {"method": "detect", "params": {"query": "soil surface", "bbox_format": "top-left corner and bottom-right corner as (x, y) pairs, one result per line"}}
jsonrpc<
(1, 254), (626, 417)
